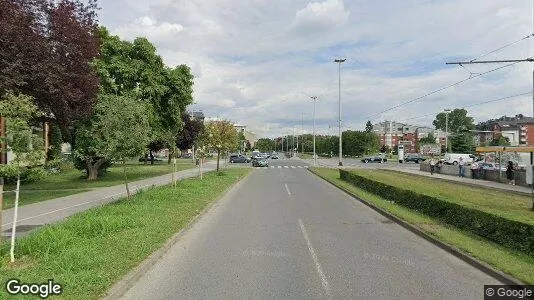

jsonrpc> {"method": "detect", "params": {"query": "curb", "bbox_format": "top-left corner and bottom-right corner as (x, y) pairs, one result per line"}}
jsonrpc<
(101, 168), (253, 299)
(383, 169), (532, 197)
(307, 167), (526, 286)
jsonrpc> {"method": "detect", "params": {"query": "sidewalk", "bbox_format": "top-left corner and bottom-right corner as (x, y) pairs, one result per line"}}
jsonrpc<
(384, 166), (533, 196)
(1, 161), (218, 239)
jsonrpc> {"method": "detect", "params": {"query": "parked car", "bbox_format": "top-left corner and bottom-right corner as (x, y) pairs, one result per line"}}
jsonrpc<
(271, 154), (279, 159)
(361, 156), (387, 163)
(252, 158), (269, 167)
(478, 162), (505, 171)
(404, 153), (426, 163)
(181, 153), (192, 159)
(139, 156), (163, 162)
(229, 154), (250, 163)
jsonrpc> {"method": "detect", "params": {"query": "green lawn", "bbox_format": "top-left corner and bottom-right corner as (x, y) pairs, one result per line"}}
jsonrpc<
(350, 169), (534, 225)
(3, 160), (195, 209)
(0, 167), (250, 299)
(310, 167), (534, 284)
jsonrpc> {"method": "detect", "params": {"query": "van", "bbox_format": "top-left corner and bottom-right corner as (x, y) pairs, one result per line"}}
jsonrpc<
(443, 153), (475, 165)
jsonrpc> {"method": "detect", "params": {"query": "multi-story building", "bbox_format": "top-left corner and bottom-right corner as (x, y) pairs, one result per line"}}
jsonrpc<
(234, 124), (257, 149)
(373, 121), (446, 153)
(476, 114), (534, 146)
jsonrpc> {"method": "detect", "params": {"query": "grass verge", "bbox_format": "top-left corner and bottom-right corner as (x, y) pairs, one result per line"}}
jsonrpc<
(3, 160), (196, 209)
(310, 167), (534, 284)
(352, 169), (533, 225)
(0, 167), (250, 299)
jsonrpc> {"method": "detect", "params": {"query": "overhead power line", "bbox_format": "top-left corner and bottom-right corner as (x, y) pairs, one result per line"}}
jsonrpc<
(358, 60), (523, 122)
(469, 34), (533, 62)
(395, 91), (531, 123)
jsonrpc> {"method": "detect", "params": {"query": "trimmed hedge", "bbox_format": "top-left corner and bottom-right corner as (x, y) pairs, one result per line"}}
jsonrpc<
(340, 169), (534, 254)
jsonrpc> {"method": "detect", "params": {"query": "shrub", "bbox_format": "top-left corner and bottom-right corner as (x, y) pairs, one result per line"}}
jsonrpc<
(340, 169), (534, 254)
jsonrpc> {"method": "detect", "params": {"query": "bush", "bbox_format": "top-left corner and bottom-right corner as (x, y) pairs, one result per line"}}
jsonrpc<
(0, 165), (46, 184)
(340, 169), (534, 254)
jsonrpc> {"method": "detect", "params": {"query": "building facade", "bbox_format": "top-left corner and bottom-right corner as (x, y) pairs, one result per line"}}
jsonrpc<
(373, 121), (446, 153)
(476, 114), (534, 146)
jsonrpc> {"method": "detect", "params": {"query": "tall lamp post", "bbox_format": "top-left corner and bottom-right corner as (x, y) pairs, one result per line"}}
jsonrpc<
(444, 109), (451, 153)
(334, 58), (346, 166)
(311, 96), (318, 166)
(300, 113), (305, 155)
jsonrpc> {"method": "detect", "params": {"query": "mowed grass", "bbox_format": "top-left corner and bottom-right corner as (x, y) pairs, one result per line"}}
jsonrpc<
(3, 160), (196, 209)
(310, 167), (534, 284)
(0, 168), (250, 299)
(351, 169), (534, 225)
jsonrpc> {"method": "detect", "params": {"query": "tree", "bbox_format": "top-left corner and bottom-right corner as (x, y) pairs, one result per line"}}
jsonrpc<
(255, 138), (275, 152)
(365, 121), (373, 133)
(73, 94), (151, 186)
(177, 111), (204, 155)
(203, 120), (238, 172)
(0, 0), (101, 136)
(433, 109), (475, 134)
(0, 92), (45, 261)
(419, 133), (436, 145)
(490, 135), (511, 146)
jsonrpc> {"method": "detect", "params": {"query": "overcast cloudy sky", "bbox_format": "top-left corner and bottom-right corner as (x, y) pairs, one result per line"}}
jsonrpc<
(100, 0), (534, 138)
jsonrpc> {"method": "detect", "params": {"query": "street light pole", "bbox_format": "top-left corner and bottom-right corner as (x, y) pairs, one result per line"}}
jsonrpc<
(445, 109), (451, 153)
(301, 113), (305, 155)
(334, 58), (346, 166)
(311, 96), (318, 166)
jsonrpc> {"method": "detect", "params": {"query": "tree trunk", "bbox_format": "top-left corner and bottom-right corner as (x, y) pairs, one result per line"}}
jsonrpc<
(86, 158), (105, 181)
(0, 177), (3, 245)
(216, 149), (220, 172)
(10, 174), (20, 263)
(122, 159), (130, 199)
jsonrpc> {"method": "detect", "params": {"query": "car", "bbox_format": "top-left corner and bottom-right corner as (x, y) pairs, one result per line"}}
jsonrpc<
(478, 162), (505, 171)
(139, 156), (163, 162)
(361, 156), (387, 163)
(229, 154), (250, 163)
(443, 153), (476, 165)
(271, 154), (279, 159)
(181, 153), (192, 159)
(404, 153), (426, 163)
(252, 158), (269, 167)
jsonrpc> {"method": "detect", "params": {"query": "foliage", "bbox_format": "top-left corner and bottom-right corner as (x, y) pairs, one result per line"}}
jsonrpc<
(255, 138), (275, 152)
(418, 133), (436, 145)
(0, 0), (100, 135)
(177, 111), (205, 151)
(202, 120), (238, 171)
(365, 120), (373, 133)
(490, 135), (511, 146)
(339, 169), (534, 254)
(433, 108), (475, 134)
(73, 94), (151, 180)
(46, 122), (63, 161)
(0, 92), (45, 176)
(342, 130), (380, 157)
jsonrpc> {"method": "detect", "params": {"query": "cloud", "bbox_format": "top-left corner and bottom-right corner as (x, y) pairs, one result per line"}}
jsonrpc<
(292, 0), (350, 34)
(99, 0), (534, 138)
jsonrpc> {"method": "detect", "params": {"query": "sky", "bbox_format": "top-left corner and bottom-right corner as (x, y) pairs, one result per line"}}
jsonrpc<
(99, 0), (534, 138)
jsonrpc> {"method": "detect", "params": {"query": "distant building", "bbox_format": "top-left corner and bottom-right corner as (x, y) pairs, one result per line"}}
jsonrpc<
(373, 121), (446, 153)
(476, 114), (534, 146)
(233, 124), (257, 148)
(190, 110), (205, 122)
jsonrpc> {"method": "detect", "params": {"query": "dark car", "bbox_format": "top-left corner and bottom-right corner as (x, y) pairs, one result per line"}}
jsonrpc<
(271, 154), (279, 159)
(229, 154), (250, 163)
(404, 153), (426, 163)
(139, 156), (163, 162)
(361, 156), (387, 163)
(252, 158), (268, 167)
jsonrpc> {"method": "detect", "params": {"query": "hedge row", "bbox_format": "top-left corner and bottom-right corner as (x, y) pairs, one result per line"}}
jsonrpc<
(339, 169), (534, 254)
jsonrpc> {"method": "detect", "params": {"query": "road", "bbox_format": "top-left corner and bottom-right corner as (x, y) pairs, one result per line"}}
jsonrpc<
(119, 158), (499, 299)
(1, 161), (217, 239)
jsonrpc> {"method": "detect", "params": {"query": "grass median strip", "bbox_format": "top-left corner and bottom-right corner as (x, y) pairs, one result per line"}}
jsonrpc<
(310, 167), (534, 284)
(3, 160), (196, 209)
(0, 167), (249, 299)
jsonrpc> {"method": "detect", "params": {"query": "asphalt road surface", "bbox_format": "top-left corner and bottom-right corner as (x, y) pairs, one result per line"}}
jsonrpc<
(119, 159), (500, 300)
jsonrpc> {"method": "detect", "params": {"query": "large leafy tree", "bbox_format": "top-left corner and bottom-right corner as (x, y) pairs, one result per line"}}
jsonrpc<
(433, 109), (475, 152)
(0, 0), (100, 135)
(365, 121), (373, 133)
(203, 120), (238, 172)
(74, 94), (151, 185)
(342, 130), (380, 157)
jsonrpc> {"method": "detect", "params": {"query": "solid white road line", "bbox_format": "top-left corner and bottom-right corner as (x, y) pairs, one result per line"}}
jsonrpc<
(284, 183), (291, 195)
(298, 218), (331, 298)
(278, 166), (282, 168)
(284, 166), (289, 168)
(291, 166), (296, 169)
